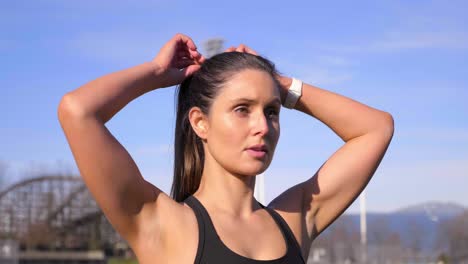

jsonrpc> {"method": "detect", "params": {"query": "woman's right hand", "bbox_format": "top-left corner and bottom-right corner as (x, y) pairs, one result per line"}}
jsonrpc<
(151, 33), (206, 88)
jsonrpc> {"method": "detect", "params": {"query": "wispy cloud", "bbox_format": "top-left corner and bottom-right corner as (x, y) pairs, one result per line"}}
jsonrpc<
(320, 31), (468, 54)
(318, 0), (468, 54)
(398, 127), (468, 143)
(66, 30), (168, 64)
(276, 56), (355, 86)
(317, 55), (355, 67)
(373, 31), (468, 51)
(301, 69), (353, 86)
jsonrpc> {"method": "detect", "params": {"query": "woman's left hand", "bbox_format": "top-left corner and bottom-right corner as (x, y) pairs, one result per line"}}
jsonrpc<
(275, 75), (292, 105)
(225, 44), (258, 55)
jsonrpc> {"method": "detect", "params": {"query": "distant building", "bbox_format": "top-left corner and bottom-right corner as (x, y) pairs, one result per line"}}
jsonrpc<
(0, 239), (18, 264)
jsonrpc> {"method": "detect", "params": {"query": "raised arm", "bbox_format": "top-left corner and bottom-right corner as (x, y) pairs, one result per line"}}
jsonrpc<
(269, 76), (394, 253)
(57, 33), (204, 242)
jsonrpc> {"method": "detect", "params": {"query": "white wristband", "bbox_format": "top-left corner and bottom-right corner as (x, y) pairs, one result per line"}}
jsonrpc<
(283, 78), (303, 109)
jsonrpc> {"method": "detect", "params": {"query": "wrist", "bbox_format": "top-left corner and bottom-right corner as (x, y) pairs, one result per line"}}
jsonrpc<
(282, 77), (303, 109)
(276, 75), (292, 104)
(148, 61), (164, 78)
(145, 61), (171, 90)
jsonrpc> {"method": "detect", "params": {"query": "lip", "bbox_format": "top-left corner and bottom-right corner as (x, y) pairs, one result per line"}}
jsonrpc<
(247, 144), (268, 152)
(246, 144), (268, 158)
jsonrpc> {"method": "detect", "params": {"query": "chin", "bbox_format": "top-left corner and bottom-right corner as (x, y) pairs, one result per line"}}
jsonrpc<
(237, 164), (270, 177)
(222, 155), (272, 177)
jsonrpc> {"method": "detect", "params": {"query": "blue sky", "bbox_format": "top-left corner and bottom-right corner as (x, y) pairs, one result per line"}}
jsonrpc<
(1, 0), (467, 213)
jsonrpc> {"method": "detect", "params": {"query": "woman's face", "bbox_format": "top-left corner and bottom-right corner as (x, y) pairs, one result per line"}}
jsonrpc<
(205, 69), (281, 176)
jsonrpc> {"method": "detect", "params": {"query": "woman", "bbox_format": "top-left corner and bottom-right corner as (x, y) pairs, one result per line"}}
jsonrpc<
(58, 33), (394, 263)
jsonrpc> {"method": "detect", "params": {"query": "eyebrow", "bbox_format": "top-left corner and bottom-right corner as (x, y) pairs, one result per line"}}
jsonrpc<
(230, 97), (281, 106)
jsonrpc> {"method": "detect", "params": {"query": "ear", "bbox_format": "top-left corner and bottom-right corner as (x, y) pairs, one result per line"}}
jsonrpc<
(188, 106), (209, 140)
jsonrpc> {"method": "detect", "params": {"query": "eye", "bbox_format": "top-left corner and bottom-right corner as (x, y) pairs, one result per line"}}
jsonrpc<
(266, 108), (280, 119)
(234, 106), (249, 115)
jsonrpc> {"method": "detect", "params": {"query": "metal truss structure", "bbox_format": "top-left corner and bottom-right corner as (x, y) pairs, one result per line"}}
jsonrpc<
(0, 175), (123, 251)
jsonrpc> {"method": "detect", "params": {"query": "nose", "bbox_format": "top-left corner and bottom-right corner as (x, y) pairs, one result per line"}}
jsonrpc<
(253, 112), (270, 136)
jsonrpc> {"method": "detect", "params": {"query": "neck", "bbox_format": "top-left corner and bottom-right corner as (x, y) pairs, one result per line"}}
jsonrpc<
(193, 156), (262, 218)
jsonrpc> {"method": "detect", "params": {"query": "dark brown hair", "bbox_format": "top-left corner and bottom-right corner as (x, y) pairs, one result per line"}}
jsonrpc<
(170, 52), (280, 202)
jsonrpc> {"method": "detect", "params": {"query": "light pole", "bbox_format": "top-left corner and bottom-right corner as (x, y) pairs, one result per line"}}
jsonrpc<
(203, 38), (224, 58)
(254, 173), (265, 204)
(360, 189), (368, 264)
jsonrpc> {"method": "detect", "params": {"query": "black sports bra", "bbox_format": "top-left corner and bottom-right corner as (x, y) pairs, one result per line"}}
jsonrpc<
(184, 195), (306, 264)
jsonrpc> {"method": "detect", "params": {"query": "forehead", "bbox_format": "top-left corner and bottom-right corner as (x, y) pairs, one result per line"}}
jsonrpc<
(217, 69), (279, 100)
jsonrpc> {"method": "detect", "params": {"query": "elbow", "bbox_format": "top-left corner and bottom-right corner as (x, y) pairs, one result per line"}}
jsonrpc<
(377, 111), (395, 141)
(57, 92), (86, 124)
(57, 93), (74, 124)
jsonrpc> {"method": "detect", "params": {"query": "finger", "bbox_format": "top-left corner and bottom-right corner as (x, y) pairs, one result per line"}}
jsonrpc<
(155, 36), (188, 63)
(235, 44), (258, 55)
(243, 45), (258, 55)
(188, 49), (202, 59)
(234, 44), (247, 53)
(174, 55), (194, 63)
(188, 51), (206, 66)
(173, 33), (197, 51)
(176, 49), (190, 58)
(237, 44), (249, 53)
(173, 58), (196, 69)
(197, 55), (206, 64)
(181, 64), (202, 77)
(176, 54), (199, 64)
(225, 46), (236, 52)
(174, 62), (193, 70)
(177, 45), (202, 61)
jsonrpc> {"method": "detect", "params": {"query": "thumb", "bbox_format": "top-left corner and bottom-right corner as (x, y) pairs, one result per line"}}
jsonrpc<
(181, 64), (201, 78)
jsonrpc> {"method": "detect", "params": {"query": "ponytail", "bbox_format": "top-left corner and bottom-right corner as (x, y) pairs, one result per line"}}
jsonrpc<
(171, 76), (205, 202)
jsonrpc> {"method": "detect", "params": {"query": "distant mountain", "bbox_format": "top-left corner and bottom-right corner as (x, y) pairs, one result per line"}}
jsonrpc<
(342, 202), (466, 253)
(394, 201), (466, 219)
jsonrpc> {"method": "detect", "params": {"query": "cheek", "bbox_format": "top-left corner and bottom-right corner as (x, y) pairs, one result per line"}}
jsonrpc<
(208, 114), (249, 162)
(267, 118), (280, 139)
(275, 121), (281, 137)
(215, 114), (246, 146)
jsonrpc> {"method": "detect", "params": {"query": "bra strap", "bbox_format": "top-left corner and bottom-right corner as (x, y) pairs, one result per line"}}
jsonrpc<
(184, 196), (206, 264)
(262, 206), (305, 262)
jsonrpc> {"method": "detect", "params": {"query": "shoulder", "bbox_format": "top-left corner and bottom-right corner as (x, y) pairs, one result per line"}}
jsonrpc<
(130, 194), (199, 262)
